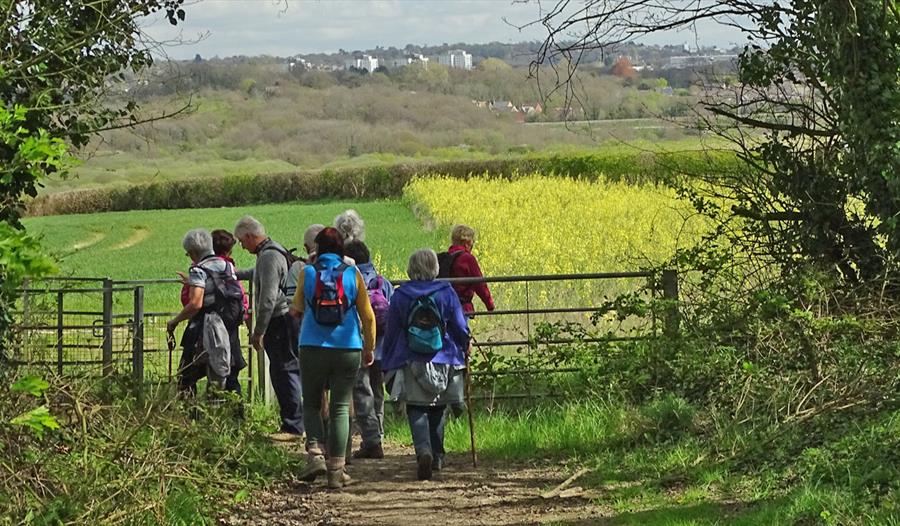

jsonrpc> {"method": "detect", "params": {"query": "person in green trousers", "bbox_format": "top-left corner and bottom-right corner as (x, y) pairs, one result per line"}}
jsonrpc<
(289, 227), (376, 490)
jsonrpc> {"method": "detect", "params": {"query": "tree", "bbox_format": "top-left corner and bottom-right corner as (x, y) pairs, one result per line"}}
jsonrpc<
(529, 0), (900, 287)
(1, 0), (188, 226)
(0, 0), (188, 350)
(477, 58), (513, 73)
(610, 56), (636, 78)
(398, 62), (450, 93)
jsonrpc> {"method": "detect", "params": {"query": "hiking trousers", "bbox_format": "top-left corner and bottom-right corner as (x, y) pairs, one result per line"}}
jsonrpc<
(299, 346), (360, 458)
(407, 404), (447, 463)
(353, 359), (385, 447)
(264, 315), (304, 435)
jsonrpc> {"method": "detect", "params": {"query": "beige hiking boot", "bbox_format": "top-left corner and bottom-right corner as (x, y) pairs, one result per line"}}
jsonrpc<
(299, 453), (326, 482)
(326, 458), (349, 490)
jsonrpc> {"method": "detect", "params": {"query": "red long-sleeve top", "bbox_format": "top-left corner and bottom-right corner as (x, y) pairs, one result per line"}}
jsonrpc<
(447, 244), (495, 313)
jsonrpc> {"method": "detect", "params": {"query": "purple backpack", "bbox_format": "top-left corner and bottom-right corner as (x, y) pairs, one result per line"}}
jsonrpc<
(367, 275), (390, 336)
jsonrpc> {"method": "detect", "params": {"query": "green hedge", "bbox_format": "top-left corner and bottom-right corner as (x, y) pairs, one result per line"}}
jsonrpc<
(26, 151), (740, 216)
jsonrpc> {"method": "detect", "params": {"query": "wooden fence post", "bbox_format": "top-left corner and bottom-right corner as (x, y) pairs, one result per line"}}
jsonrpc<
(132, 286), (144, 387)
(248, 280), (272, 405)
(102, 278), (113, 375)
(662, 269), (680, 338)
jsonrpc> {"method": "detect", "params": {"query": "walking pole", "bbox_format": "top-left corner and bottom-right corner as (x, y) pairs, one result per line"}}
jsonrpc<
(465, 338), (478, 468)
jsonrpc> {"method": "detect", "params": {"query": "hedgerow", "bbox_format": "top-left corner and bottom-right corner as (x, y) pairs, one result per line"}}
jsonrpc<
(26, 150), (741, 216)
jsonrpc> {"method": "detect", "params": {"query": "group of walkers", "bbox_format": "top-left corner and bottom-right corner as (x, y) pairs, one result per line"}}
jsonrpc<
(166, 212), (495, 488)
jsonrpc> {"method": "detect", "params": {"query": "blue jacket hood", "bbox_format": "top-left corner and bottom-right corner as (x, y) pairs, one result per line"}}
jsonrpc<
(394, 279), (452, 299)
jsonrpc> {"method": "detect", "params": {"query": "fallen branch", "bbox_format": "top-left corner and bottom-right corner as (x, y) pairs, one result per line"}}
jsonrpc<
(541, 468), (589, 499)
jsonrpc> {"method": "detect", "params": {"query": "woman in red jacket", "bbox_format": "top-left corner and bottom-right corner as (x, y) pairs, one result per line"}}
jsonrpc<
(444, 225), (495, 314)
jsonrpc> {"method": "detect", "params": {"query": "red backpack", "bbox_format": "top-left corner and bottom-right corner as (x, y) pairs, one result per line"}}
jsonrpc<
(310, 261), (349, 326)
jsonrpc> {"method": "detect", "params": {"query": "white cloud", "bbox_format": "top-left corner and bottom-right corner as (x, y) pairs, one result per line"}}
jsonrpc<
(142, 0), (739, 59)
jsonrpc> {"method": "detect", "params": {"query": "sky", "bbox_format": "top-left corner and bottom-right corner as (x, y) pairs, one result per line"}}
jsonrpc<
(143, 0), (744, 60)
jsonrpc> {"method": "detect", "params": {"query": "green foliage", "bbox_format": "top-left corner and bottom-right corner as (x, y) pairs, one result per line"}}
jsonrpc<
(386, 400), (896, 523)
(11, 376), (50, 397)
(0, 375), (299, 524)
(0, 105), (70, 220)
(673, 0), (900, 286)
(0, 0), (187, 224)
(635, 394), (696, 442)
(0, 223), (57, 284)
(27, 148), (740, 216)
(0, 223), (57, 355)
(10, 405), (59, 439)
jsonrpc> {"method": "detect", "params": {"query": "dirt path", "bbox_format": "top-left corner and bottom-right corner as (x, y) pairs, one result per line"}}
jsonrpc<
(225, 440), (609, 526)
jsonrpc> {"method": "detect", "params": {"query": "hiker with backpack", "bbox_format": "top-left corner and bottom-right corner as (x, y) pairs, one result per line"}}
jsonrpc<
(345, 240), (394, 460)
(303, 224), (325, 261)
(381, 249), (471, 481)
(211, 230), (250, 394)
(233, 215), (305, 438)
(167, 229), (244, 393)
(438, 225), (495, 315)
(289, 227), (377, 489)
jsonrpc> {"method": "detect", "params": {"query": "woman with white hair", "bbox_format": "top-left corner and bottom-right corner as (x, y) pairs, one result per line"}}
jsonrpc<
(167, 229), (236, 393)
(333, 209), (365, 243)
(380, 249), (471, 481)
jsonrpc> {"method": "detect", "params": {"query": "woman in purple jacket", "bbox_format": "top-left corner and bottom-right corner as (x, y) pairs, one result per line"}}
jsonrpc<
(381, 249), (471, 480)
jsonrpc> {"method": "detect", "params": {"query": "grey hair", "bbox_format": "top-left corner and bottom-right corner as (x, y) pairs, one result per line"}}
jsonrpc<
(234, 215), (265, 239)
(333, 209), (365, 242)
(182, 229), (214, 259)
(303, 224), (325, 250)
(407, 248), (439, 281)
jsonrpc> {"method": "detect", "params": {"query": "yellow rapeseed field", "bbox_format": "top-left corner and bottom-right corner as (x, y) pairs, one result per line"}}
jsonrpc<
(405, 174), (698, 276)
(404, 174), (703, 316)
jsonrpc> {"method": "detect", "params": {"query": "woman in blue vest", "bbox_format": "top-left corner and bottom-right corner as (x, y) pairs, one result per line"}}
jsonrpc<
(381, 248), (471, 481)
(289, 227), (376, 489)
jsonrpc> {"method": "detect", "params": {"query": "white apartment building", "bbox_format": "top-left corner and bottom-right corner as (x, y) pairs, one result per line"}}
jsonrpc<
(438, 49), (473, 70)
(345, 54), (379, 73)
(389, 53), (429, 69)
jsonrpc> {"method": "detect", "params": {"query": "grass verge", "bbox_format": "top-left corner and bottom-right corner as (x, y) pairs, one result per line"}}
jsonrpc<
(384, 398), (899, 525)
(0, 373), (302, 525)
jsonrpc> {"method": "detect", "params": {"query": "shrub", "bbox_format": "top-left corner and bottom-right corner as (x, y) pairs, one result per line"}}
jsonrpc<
(26, 151), (741, 216)
(635, 394), (697, 442)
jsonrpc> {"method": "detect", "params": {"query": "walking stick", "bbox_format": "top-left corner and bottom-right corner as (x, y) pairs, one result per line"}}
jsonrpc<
(465, 338), (478, 468)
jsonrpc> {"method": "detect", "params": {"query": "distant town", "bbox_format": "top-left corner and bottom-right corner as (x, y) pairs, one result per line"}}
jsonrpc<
(281, 44), (738, 75)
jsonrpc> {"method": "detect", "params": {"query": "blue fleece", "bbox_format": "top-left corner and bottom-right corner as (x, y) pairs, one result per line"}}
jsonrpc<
(298, 253), (363, 350)
(381, 280), (470, 372)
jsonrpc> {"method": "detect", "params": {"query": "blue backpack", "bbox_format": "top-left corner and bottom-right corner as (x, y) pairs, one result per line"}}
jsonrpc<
(406, 292), (444, 354)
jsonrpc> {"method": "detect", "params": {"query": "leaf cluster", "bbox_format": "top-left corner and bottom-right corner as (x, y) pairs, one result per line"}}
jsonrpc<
(0, 0), (186, 224)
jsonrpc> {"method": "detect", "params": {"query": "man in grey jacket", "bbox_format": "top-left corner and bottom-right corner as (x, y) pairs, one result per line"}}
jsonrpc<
(234, 215), (304, 436)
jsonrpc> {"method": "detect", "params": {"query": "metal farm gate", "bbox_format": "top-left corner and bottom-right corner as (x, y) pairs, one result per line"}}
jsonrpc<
(7, 277), (257, 396)
(7, 271), (678, 404)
